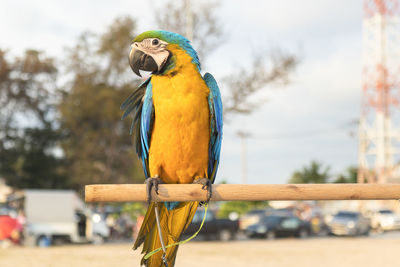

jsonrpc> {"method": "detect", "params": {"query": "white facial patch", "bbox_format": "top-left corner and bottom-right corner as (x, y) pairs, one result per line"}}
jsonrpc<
(150, 50), (170, 71)
(135, 38), (170, 71)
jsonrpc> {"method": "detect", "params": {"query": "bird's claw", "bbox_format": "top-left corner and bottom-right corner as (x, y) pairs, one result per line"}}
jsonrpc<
(145, 175), (163, 204)
(193, 178), (212, 203)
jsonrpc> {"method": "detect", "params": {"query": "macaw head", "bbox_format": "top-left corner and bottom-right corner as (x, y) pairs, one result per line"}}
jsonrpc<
(129, 30), (200, 77)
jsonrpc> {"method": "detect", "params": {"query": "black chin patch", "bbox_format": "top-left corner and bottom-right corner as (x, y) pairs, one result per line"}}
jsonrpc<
(129, 50), (158, 77)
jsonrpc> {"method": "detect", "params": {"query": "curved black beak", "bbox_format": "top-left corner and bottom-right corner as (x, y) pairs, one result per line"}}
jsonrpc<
(129, 49), (158, 77)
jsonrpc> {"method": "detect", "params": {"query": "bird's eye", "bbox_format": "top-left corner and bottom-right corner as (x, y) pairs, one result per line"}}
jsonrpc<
(152, 39), (159, 46)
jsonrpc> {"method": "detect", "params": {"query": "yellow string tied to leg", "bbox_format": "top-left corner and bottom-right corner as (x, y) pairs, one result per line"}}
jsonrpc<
(144, 203), (208, 260)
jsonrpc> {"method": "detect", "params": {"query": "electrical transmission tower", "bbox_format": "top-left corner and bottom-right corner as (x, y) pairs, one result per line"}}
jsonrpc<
(358, 0), (400, 183)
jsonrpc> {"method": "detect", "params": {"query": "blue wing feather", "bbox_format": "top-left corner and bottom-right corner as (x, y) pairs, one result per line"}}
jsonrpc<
(204, 73), (223, 183)
(140, 82), (154, 177)
(120, 78), (154, 178)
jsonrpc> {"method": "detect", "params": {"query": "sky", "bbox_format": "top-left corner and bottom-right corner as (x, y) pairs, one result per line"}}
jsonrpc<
(0, 0), (364, 184)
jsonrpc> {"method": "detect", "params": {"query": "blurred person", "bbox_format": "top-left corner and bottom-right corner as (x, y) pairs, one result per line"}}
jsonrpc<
(115, 215), (126, 238)
(17, 210), (25, 227)
(133, 215), (144, 241)
(106, 214), (115, 228)
(106, 215), (118, 240)
(311, 216), (321, 234)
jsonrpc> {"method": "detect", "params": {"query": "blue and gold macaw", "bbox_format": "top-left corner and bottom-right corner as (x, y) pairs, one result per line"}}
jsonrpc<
(121, 30), (223, 266)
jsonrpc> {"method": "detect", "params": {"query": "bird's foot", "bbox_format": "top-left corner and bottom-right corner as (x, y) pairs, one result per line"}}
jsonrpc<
(193, 178), (212, 203)
(145, 175), (163, 204)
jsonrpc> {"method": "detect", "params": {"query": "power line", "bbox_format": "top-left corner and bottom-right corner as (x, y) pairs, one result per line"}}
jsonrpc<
(227, 121), (358, 140)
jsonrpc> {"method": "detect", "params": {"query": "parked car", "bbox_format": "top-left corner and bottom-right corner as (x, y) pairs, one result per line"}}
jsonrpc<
(0, 215), (23, 245)
(328, 211), (370, 236)
(370, 209), (400, 232)
(245, 215), (312, 239)
(184, 209), (239, 241)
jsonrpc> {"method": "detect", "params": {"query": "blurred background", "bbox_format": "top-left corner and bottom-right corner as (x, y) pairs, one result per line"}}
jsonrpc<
(1, 0), (400, 266)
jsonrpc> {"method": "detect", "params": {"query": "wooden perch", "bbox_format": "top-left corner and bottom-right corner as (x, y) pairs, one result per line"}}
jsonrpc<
(85, 184), (400, 202)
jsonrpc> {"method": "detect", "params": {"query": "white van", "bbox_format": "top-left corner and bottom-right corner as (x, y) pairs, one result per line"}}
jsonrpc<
(22, 190), (109, 246)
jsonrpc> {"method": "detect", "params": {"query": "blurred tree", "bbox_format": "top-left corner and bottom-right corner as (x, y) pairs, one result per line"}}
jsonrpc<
(333, 166), (357, 183)
(0, 127), (68, 189)
(59, 17), (144, 188)
(223, 52), (297, 115)
(154, 0), (223, 62)
(154, 0), (298, 117)
(0, 50), (57, 126)
(288, 160), (330, 184)
(0, 50), (67, 188)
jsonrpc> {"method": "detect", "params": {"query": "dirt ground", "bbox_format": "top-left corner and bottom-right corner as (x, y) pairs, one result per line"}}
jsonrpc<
(1, 236), (400, 267)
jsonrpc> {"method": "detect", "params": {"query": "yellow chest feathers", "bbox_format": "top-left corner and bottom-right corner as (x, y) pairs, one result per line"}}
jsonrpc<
(148, 63), (210, 183)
